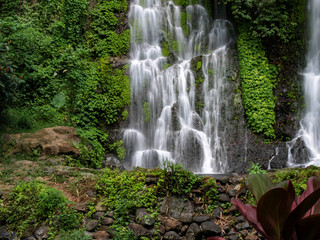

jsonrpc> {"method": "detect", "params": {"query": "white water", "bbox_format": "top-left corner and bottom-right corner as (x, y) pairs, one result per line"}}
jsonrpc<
(287, 0), (320, 167)
(124, 0), (234, 173)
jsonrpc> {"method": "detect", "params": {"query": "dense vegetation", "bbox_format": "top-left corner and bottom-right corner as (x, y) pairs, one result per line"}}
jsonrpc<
(0, 0), (130, 166)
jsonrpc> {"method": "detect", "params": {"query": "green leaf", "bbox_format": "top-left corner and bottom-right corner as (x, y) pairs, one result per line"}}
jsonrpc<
(246, 174), (274, 202)
(52, 92), (66, 108)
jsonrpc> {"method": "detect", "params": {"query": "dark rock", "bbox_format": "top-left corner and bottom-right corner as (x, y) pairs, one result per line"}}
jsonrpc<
(93, 212), (105, 220)
(237, 216), (245, 222)
(218, 193), (230, 202)
(95, 201), (107, 212)
(212, 208), (222, 218)
(163, 231), (181, 240)
(200, 221), (221, 234)
(145, 177), (158, 184)
(226, 188), (237, 197)
(242, 222), (250, 229)
(35, 226), (49, 239)
(86, 219), (98, 231)
(229, 235), (239, 240)
(136, 208), (155, 227)
(228, 230), (236, 236)
(101, 217), (114, 225)
(213, 174), (230, 184)
(25, 237), (36, 240)
(160, 197), (193, 218)
(235, 223), (242, 231)
(179, 213), (193, 223)
(193, 215), (210, 223)
(128, 223), (151, 237)
(181, 225), (189, 234)
(186, 223), (201, 240)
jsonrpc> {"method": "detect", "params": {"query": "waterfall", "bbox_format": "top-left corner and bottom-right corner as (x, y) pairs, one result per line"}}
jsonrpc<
(124, 0), (235, 173)
(287, 0), (320, 167)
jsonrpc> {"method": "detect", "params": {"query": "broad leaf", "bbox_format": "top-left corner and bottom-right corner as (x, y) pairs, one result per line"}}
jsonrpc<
(296, 214), (320, 240)
(283, 184), (320, 240)
(257, 187), (294, 240)
(246, 174), (274, 202)
(231, 198), (269, 238)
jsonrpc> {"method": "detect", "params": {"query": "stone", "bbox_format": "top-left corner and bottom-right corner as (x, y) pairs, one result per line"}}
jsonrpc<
(179, 213), (193, 223)
(74, 203), (87, 212)
(15, 160), (34, 166)
(229, 235), (239, 240)
(193, 215), (210, 223)
(46, 159), (58, 165)
(25, 237), (36, 240)
(102, 154), (123, 169)
(186, 223), (201, 240)
(55, 169), (70, 176)
(135, 208), (155, 227)
(213, 175), (230, 184)
(101, 217), (114, 225)
(212, 208), (222, 218)
(95, 201), (107, 212)
(86, 219), (98, 231)
(43, 167), (54, 174)
(242, 222), (250, 229)
(128, 223), (151, 237)
(93, 212), (105, 220)
(163, 231), (181, 240)
(8, 126), (81, 156)
(106, 211), (114, 218)
(227, 188), (237, 197)
(87, 189), (95, 197)
(145, 177), (158, 184)
(181, 225), (189, 234)
(160, 216), (183, 231)
(218, 193), (230, 202)
(160, 197), (193, 218)
(200, 221), (221, 234)
(35, 226), (49, 239)
(93, 231), (110, 240)
(0, 227), (10, 239)
(237, 216), (245, 222)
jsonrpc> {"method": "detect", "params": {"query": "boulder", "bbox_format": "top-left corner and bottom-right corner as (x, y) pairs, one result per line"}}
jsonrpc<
(163, 231), (181, 240)
(135, 208), (155, 227)
(7, 126), (80, 156)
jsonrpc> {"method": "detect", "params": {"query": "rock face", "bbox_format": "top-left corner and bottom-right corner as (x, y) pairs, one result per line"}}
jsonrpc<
(5, 126), (81, 157)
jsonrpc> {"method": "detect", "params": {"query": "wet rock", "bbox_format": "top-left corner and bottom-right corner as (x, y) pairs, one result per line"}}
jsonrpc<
(163, 231), (181, 240)
(136, 208), (155, 227)
(181, 225), (189, 234)
(242, 222), (250, 229)
(86, 220), (98, 231)
(193, 215), (210, 223)
(212, 208), (222, 218)
(102, 154), (123, 169)
(35, 226), (49, 239)
(227, 188), (237, 197)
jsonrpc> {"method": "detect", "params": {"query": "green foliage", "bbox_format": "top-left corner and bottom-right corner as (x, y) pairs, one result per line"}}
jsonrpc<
(95, 168), (158, 227)
(237, 29), (277, 139)
(159, 161), (201, 196)
(226, 0), (306, 42)
(86, 0), (129, 57)
(0, 180), (72, 236)
(52, 92), (66, 109)
(56, 230), (92, 240)
(201, 178), (219, 214)
(143, 101), (151, 123)
(196, 61), (202, 71)
(109, 140), (126, 160)
(248, 162), (267, 175)
(180, 11), (189, 36)
(74, 128), (108, 168)
(273, 166), (320, 196)
(112, 229), (138, 240)
(162, 42), (170, 57)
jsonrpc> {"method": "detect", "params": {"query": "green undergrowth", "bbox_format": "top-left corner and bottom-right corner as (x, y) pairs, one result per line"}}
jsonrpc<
(237, 28), (278, 139)
(0, 180), (82, 238)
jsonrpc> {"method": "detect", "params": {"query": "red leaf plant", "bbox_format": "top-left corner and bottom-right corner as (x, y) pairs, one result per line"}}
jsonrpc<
(231, 174), (320, 240)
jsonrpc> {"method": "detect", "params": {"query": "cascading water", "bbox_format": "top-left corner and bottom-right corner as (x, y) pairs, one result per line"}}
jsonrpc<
(287, 0), (320, 167)
(124, 0), (235, 173)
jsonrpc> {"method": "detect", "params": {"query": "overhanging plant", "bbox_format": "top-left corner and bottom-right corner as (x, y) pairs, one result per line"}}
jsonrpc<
(231, 174), (320, 240)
